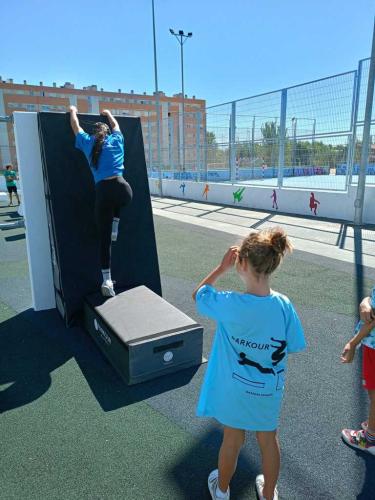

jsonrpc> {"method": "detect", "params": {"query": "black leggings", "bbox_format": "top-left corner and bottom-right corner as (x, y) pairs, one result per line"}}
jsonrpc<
(95, 176), (133, 269)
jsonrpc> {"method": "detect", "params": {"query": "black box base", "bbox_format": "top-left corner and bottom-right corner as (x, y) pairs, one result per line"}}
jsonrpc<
(83, 286), (204, 385)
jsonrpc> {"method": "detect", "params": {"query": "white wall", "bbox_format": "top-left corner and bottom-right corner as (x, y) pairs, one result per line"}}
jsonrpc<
(149, 178), (375, 224)
(13, 112), (55, 310)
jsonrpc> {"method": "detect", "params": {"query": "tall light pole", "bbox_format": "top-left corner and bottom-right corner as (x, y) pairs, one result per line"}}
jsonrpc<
(169, 28), (192, 172)
(152, 0), (162, 196)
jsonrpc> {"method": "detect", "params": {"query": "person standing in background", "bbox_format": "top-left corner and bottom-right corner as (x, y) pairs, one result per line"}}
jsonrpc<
(2, 164), (20, 207)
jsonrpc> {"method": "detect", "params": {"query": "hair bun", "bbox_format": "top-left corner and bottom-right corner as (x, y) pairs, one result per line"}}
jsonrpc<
(270, 228), (291, 255)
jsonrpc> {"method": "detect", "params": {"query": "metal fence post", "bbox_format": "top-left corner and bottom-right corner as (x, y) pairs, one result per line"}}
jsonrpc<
(177, 109), (182, 173)
(196, 111), (201, 181)
(229, 101), (236, 182)
(311, 118), (316, 166)
(251, 116), (255, 163)
(147, 112), (152, 173)
(346, 67), (361, 188)
(203, 115), (208, 182)
(168, 114), (174, 174)
(354, 21), (375, 225)
(277, 89), (287, 188)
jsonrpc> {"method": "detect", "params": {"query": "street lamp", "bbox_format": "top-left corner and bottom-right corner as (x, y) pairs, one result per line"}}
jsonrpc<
(169, 28), (192, 172)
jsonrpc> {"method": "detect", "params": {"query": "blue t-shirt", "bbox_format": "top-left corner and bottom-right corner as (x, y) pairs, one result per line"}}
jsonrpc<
(75, 130), (124, 183)
(196, 285), (306, 431)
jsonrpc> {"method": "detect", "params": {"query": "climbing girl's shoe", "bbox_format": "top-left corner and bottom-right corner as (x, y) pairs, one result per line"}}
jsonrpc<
(101, 280), (115, 297)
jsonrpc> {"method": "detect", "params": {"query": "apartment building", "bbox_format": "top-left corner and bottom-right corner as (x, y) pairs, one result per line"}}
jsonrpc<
(0, 78), (206, 169)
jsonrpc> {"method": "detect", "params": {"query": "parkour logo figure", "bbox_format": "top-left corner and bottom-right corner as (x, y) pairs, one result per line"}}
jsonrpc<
(309, 192), (320, 215)
(203, 184), (210, 200)
(180, 183), (186, 196)
(70, 106), (133, 298)
(233, 187), (245, 203)
(271, 189), (278, 210)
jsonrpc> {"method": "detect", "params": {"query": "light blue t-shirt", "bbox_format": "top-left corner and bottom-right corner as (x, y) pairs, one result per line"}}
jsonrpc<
(357, 286), (375, 350)
(196, 285), (306, 431)
(75, 130), (124, 183)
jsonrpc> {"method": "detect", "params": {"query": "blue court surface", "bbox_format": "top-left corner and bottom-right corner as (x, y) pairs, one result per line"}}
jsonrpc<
(234, 175), (375, 190)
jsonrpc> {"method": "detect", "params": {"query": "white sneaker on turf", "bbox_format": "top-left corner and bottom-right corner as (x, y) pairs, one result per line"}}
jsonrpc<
(255, 474), (279, 500)
(208, 469), (230, 500)
(101, 279), (115, 297)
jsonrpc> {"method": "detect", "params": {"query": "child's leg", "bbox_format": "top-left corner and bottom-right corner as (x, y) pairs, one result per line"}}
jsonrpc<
(256, 431), (280, 500)
(367, 390), (375, 435)
(218, 426), (245, 493)
(95, 186), (114, 276)
(111, 206), (120, 241)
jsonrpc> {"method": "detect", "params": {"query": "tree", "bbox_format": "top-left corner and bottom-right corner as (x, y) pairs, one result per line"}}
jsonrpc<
(260, 121), (281, 166)
(206, 131), (217, 145)
(261, 121), (278, 141)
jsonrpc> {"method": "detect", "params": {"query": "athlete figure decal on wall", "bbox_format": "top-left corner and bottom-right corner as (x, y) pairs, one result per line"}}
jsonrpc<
(271, 189), (278, 210)
(202, 184), (210, 200)
(309, 192), (320, 215)
(233, 187), (246, 203)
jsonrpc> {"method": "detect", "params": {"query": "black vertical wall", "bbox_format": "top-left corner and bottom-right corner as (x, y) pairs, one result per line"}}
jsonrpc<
(38, 112), (161, 326)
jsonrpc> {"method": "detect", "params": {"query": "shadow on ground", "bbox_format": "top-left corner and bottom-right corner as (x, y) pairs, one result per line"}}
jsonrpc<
(168, 427), (258, 499)
(0, 308), (198, 413)
(356, 450), (375, 499)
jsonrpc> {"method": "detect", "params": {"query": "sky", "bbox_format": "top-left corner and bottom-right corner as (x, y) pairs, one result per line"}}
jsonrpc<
(0, 0), (374, 107)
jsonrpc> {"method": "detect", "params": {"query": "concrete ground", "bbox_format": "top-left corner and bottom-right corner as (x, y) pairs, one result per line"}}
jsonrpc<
(1, 199), (375, 499)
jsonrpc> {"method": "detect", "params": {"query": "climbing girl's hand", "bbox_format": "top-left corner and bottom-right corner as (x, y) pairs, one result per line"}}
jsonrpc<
(101, 109), (111, 116)
(340, 342), (356, 363)
(219, 246), (238, 273)
(69, 105), (78, 113)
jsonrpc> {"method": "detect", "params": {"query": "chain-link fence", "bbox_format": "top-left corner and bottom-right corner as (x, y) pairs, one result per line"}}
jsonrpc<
(147, 57), (375, 192)
(1, 57), (374, 194)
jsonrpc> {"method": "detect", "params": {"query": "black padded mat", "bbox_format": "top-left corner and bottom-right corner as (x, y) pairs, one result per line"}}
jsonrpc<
(85, 286), (200, 345)
(38, 112), (161, 325)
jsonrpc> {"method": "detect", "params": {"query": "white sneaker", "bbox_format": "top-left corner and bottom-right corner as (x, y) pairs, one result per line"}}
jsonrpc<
(208, 469), (230, 500)
(101, 279), (115, 297)
(111, 232), (118, 242)
(255, 474), (279, 500)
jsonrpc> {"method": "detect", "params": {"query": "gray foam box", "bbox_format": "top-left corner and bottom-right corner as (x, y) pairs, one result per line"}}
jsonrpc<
(83, 286), (204, 385)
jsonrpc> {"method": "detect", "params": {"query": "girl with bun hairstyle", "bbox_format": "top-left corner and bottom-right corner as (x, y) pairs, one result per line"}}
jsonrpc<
(193, 228), (306, 500)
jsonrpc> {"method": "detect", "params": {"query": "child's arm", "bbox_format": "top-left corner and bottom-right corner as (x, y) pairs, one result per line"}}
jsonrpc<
(69, 106), (84, 135)
(341, 318), (375, 363)
(101, 109), (120, 132)
(360, 296), (374, 323)
(192, 246), (238, 302)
